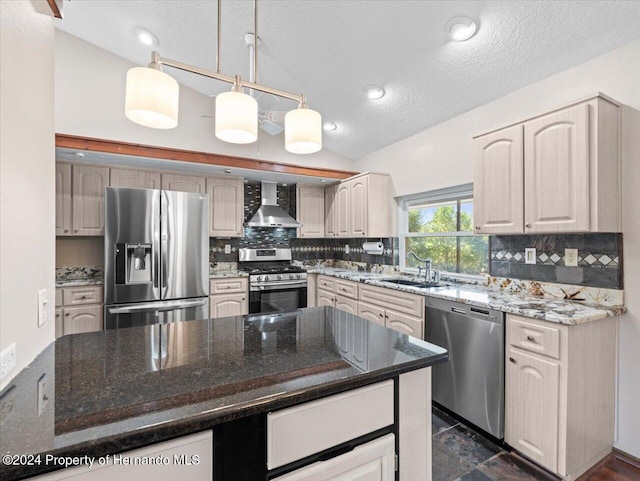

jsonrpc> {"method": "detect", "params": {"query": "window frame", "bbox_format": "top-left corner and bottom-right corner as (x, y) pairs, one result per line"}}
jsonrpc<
(398, 183), (487, 280)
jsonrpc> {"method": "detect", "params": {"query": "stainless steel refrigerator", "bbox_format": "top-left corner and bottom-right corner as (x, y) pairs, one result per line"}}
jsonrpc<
(104, 187), (209, 329)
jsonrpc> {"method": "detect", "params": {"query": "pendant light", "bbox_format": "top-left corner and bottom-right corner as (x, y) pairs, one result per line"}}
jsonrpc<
(215, 76), (258, 144)
(125, 61), (179, 129)
(285, 97), (322, 154)
(124, 0), (322, 153)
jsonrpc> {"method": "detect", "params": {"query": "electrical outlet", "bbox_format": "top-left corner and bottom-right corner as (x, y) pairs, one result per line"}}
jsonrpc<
(224, 244), (231, 254)
(525, 248), (536, 264)
(37, 373), (48, 416)
(0, 344), (17, 381)
(565, 248), (579, 267)
(345, 244), (350, 254)
(38, 289), (49, 327)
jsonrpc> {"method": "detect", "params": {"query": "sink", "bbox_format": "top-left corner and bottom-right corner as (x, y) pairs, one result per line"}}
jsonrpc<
(382, 278), (443, 288)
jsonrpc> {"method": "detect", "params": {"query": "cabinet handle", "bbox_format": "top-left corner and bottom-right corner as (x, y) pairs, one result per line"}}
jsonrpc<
(80, 296), (86, 299)
(56, 313), (60, 318)
(379, 313), (384, 318)
(64, 229), (69, 233)
(65, 313), (70, 317)
(73, 229), (78, 233)
(475, 226), (480, 230)
(526, 335), (536, 343)
(509, 357), (516, 364)
(385, 314), (389, 319)
(242, 297), (245, 301)
(525, 223), (531, 228)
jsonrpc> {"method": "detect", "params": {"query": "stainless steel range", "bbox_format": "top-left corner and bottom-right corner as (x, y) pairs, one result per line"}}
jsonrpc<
(238, 248), (307, 314)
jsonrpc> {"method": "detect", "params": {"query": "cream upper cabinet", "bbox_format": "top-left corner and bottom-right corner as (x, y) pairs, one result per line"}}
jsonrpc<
(56, 163), (72, 236)
(505, 314), (617, 479)
(348, 176), (368, 237)
(72, 165), (110, 235)
(336, 182), (350, 237)
(110, 168), (161, 189)
(473, 95), (620, 234)
(161, 173), (206, 193)
(325, 184), (337, 237)
(297, 184), (325, 238)
(206, 176), (244, 237)
(473, 125), (524, 234)
(524, 104), (590, 233)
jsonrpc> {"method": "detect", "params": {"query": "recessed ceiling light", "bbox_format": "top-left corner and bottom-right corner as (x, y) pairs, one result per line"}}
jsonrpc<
(320, 180), (327, 183)
(445, 16), (478, 42)
(133, 27), (160, 47)
(364, 85), (385, 100)
(224, 169), (232, 174)
(323, 121), (337, 131)
(74, 152), (85, 158)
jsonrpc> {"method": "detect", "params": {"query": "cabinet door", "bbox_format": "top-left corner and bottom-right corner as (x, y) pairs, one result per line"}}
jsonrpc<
(357, 301), (386, 326)
(506, 347), (560, 472)
(110, 168), (161, 189)
(72, 165), (109, 235)
(63, 305), (103, 335)
(272, 434), (395, 481)
(161, 173), (205, 193)
(386, 310), (423, 338)
(56, 163), (72, 235)
(524, 104), (590, 233)
(297, 185), (325, 238)
(349, 177), (368, 237)
(206, 176), (244, 237)
(473, 125), (524, 234)
(336, 183), (350, 238)
(317, 289), (335, 307)
(210, 293), (248, 318)
(325, 184), (337, 237)
(335, 295), (358, 315)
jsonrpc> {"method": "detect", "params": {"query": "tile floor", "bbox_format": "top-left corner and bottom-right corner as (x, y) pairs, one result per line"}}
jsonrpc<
(432, 406), (556, 481)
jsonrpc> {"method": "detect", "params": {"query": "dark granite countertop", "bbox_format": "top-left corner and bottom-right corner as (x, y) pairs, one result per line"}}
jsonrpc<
(0, 307), (447, 480)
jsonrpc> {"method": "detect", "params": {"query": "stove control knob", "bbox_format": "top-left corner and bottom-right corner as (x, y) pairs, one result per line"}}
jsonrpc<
(289, 274), (295, 279)
(256, 276), (262, 282)
(277, 275), (282, 280)
(264, 276), (270, 281)
(296, 274), (302, 279)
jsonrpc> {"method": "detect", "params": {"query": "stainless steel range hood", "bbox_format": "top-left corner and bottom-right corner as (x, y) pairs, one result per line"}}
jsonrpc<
(245, 182), (302, 228)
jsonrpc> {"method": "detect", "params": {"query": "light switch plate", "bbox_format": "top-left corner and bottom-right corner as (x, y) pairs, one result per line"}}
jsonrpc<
(525, 248), (536, 264)
(38, 289), (48, 327)
(0, 343), (16, 381)
(565, 248), (579, 267)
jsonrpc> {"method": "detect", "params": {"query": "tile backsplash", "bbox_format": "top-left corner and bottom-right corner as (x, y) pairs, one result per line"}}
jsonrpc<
(291, 238), (399, 267)
(490, 233), (623, 289)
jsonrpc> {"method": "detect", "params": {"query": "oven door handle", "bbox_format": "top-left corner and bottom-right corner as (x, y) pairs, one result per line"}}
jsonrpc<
(252, 280), (307, 290)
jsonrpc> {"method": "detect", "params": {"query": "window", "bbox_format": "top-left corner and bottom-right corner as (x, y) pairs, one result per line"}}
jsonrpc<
(400, 184), (488, 276)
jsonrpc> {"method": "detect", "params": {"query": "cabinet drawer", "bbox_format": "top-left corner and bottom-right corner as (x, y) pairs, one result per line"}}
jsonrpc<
(267, 380), (394, 469)
(317, 275), (336, 292)
(508, 315), (561, 360)
(55, 288), (63, 307)
(335, 279), (358, 299)
(210, 277), (248, 294)
(359, 284), (424, 318)
(62, 286), (103, 306)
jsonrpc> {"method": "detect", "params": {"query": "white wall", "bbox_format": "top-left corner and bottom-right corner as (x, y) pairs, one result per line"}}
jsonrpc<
(0, 1), (55, 389)
(55, 31), (353, 173)
(356, 39), (640, 458)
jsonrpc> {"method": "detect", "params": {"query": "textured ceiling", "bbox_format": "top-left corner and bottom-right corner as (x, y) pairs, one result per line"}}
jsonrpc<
(55, 1), (640, 160)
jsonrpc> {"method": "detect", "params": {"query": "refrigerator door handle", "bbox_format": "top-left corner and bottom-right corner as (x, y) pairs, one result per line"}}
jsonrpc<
(108, 299), (207, 314)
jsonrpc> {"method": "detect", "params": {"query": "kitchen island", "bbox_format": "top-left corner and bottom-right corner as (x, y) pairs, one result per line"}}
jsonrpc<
(0, 306), (447, 481)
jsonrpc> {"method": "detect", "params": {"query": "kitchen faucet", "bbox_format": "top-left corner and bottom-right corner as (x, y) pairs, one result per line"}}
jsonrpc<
(406, 252), (439, 283)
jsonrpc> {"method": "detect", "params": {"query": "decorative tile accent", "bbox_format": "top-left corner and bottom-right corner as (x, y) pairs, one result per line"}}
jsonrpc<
(584, 254), (597, 265)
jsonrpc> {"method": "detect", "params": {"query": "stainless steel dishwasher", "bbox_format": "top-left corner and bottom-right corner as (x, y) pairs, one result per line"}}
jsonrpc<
(425, 296), (505, 439)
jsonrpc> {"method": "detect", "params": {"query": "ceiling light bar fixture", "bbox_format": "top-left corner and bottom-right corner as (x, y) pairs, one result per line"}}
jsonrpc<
(124, 0), (322, 154)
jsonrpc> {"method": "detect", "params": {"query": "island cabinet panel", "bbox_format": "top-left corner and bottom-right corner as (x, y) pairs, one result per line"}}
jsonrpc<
(161, 173), (205, 193)
(32, 431), (213, 481)
(206, 176), (244, 237)
(398, 368), (431, 481)
(273, 434), (395, 481)
(110, 168), (161, 189)
(297, 184), (325, 238)
(56, 163), (72, 236)
(473, 125), (524, 234)
(72, 165), (109, 235)
(267, 380), (394, 470)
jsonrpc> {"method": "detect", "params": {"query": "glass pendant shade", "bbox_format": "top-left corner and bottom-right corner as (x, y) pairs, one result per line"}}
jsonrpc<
(285, 107), (322, 154)
(215, 91), (258, 144)
(125, 67), (179, 129)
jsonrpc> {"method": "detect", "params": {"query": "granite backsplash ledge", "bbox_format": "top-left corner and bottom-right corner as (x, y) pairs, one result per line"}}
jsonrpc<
(490, 233), (623, 289)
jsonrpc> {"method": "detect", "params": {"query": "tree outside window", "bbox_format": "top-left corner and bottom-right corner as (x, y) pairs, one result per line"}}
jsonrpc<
(403, 196), (488, 276)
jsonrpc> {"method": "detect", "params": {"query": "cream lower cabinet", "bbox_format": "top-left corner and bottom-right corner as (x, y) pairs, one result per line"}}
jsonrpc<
(55, 286), (104, 337)
(210, 277), (248, 318)
(505, 314), (617, 480)
(33, 431), (212, 481)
